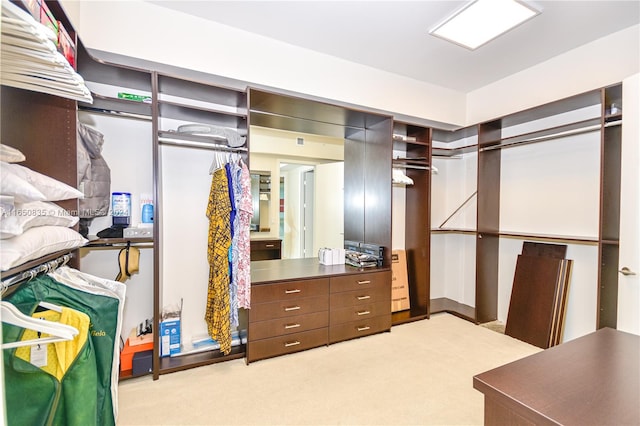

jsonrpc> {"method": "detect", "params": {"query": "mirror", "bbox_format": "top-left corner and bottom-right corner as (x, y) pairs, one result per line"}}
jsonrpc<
(250, 126), (344, 259)
(248, 88), (393, 265)
(250, 171), (271, 232)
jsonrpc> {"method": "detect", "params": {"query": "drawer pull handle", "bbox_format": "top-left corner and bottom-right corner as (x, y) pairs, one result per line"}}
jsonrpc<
(284, 323), (301, 329)
(357, 310), (371, 316)
(285, 289), (301, 294)
(265, 244), (275, 247)
(284, 341), (301, 347)
(357, 295), (371, 300)
(357, 326), (371, 332)
(357, 280), (371, 285)
(284, 306), (301, 312)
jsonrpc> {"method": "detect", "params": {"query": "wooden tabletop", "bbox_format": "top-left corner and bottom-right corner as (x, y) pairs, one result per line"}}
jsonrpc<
(251, 257), (389, 284)
(473, 327), (640, 425)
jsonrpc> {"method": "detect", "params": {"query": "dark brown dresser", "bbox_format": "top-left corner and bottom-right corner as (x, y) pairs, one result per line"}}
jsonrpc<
(247, 258), (391, 363)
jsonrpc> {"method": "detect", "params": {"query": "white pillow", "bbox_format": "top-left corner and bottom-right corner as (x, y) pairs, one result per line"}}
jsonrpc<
(0, 144), (26, 163)
(0, 201), (79, 239)
(2, 162), (83, 201)
(0, 225), (87, 271)
(1, 166), (46, 203)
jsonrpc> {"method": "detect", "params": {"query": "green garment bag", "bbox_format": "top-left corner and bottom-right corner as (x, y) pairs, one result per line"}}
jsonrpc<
(3, 320), (99, 426)
(5, 275), (120, 426)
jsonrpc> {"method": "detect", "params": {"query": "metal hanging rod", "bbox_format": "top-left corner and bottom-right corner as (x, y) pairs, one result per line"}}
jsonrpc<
(158, 137), (248, 152)
(1, 253), (73, 295)
(479, 124), (601, 152)
(393, 164), (434, 171)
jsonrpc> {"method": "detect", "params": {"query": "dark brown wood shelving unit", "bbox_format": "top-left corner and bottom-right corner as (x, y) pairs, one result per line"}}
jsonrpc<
(392, 122), (432, 325)
(428, 85), (622, 327)
(479, 85), (620, 327)
(598, 84), (623, 329)
(78, 41), (251, 380)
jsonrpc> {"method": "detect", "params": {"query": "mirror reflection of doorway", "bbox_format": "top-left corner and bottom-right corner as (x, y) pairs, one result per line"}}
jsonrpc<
(302, 170), (315, 258)
(279, 161), (343, 259)
(280, 162), (315, 259)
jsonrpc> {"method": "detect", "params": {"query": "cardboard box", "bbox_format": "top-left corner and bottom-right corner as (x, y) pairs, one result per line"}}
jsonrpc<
(391, 250), (410, 312)
(120, 337), (153, 373)
(128, 327), (153, 347)
(160, 318), (181, 357)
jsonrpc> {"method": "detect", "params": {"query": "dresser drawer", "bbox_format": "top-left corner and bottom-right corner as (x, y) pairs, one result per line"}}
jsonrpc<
(329, 285), (390, 309)
(247, 328), (328, 363)
(251, 239), (281, 251)
(252, 278), (329, 304)
(250, 295), (329, 322)
(329, 314), (391, 344)
(329, 301), (389, 325)
(329, 271), (391, 293)
(249, 311), (329, 340)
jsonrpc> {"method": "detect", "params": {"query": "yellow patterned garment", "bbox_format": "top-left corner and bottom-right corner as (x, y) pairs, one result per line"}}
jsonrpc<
(205, 168), (232, 354)
(15, 306), (91, 380)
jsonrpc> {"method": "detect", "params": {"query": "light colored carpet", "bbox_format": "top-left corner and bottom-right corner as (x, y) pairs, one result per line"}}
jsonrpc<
(116, 313), (540, 425)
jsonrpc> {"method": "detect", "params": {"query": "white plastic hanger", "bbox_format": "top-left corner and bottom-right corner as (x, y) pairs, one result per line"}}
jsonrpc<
(209, 151), (235, 174)
(1, 301), (78, 349)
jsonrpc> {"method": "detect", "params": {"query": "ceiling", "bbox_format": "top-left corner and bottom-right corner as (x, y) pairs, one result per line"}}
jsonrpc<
(148, 1), (639, 93)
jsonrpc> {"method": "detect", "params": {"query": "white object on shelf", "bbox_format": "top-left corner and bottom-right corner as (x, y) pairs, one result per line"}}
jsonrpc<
(1, 0), (93, 103)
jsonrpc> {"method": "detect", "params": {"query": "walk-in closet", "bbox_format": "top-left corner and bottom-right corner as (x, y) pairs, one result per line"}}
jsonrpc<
(2, 0), (638, 424)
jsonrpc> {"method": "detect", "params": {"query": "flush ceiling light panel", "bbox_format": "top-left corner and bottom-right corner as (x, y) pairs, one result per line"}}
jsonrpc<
(430, 0), (539, 50)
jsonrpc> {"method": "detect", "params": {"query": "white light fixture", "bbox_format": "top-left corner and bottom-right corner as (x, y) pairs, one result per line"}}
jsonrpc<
(430, 0), (539, 50)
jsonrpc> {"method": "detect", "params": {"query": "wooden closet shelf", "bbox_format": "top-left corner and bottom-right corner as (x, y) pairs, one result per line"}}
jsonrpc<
(80, 93), (152, 119)
(432, 144), (477, 157)
(158, 345), (246, 375)
(158, 98), (247, 118)
(431, 228), (476, 235)
(486, 231), (599, 244)
(85, 237), (154, 248)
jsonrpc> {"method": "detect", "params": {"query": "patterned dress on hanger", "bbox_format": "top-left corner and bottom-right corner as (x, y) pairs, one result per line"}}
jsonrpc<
(236, 159), (253, 308)
(205, 167), (232, 355)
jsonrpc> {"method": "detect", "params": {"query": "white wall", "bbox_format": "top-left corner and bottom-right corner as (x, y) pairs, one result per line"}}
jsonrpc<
(618, 73), (640, 334)
(466, 25), (640, 125)
(159, 144), (221, 345)
(76, 111), (154, 341)
(62, 0), (466, 127)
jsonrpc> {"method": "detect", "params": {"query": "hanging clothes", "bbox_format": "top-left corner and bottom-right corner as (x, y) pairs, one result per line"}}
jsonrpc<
(225, 161), (239, 328)
(4, 273), (122, 426)
(3, 304), (99, 426)
(205, 166), (232, 355)
(236, 158), (253, 309)
(49, 266), (126, 421)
